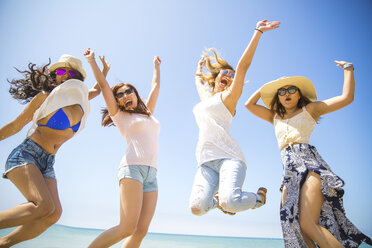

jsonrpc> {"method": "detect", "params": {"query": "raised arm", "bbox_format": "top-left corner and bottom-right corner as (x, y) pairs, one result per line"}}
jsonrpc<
(146, 56), (161, 114)
(307, 61), (355, 120)
(223, 20), (280, 110)
(245, 88), (274, 124)
(88, 56), (111, 100)
(0, 92), (48, 141)
(195, 56), (212, 101)
(84, 48), (119, 116)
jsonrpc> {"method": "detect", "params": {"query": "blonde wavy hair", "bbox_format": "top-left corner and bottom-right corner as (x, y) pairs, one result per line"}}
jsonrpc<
(195, 48), (234, 89)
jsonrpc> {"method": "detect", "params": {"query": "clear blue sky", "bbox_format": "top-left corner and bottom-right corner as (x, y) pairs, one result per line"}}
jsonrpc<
(0, 0), (371, 239)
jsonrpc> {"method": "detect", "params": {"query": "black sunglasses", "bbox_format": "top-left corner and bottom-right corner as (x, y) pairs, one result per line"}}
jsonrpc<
(278, 86), (298, 96)
(116, 88), (134, 98)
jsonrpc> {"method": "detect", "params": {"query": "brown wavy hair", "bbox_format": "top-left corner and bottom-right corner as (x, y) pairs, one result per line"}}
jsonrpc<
(102, 83), (151, 127)
(270, 88), (312, 118)
(195, 48), (234, 89)
(8, 59), (84, 104)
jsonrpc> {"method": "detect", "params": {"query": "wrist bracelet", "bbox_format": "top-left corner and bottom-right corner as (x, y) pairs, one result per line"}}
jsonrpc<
(343, 63), (354, 70)
(255, 28), (263, 34)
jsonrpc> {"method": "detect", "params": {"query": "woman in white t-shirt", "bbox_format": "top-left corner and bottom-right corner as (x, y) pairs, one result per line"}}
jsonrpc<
(189, 20), (279, 216)
(84, 48), (160, 248)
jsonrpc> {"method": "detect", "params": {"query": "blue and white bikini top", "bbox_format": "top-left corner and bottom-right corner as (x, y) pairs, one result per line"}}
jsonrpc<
(28, 79), (90, 137)
(37, 105), (84, 133)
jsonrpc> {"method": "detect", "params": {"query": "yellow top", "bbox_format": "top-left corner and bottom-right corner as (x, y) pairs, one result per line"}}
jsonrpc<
(273, 106), (316, 150)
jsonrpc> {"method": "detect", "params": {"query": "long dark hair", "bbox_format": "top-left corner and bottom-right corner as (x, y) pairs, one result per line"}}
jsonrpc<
(7, 59), (84, 104)
(102, 83), (151, 127)
(270, 88), (311, 118)
(8, 59), (57, 103)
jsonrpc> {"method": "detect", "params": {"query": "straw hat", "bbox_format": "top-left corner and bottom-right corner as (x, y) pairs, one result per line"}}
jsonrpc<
(260, 76), (317, 108)
(49, 54), (86, 79)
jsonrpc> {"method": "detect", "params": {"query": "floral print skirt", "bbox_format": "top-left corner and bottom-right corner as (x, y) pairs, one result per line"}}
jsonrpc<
(280, 143), (372, 248)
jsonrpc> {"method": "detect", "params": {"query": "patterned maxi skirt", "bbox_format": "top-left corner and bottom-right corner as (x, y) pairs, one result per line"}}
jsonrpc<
(280, 143), (372, 248)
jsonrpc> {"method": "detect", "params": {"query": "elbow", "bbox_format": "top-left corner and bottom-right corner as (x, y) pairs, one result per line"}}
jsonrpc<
(244, 102), (253, 111)
(346, 96), (354, 105)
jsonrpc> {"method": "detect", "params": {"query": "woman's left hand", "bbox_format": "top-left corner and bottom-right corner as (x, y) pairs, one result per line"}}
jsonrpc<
(256, 19), (280, 32)
(335, 60), (352, 68)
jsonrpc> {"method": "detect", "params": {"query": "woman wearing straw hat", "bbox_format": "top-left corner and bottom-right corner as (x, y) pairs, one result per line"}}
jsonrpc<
(189, 19), (280, 216)
(0, 54), (109, 247)
(245, 61), (372, 247)
(84, 48), (161, 248)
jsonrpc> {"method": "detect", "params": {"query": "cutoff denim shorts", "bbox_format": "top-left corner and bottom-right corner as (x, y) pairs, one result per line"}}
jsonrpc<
(3, 138), (56, 179)
(118, 165), (158, 192)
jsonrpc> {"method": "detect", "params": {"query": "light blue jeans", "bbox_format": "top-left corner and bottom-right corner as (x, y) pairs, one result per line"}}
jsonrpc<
(189, 158), (259, 215)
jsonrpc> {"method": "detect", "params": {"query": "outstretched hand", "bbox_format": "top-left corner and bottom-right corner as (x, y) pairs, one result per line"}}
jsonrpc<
(154, 56), (161, 67)
(256, 20), (280, 32)
(84, 48), (95, 61)
(335, 60), (352, 68)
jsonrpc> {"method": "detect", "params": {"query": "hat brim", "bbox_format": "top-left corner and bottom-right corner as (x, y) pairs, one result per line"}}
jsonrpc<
(49, 62), (86, 79)
(260, 76), (317, 108)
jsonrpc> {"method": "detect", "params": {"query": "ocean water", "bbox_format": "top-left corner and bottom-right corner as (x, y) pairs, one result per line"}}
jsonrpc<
(0, 224), (371, 248)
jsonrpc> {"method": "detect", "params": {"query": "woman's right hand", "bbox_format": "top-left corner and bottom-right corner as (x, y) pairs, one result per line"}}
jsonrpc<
(84, 48), (95, 62)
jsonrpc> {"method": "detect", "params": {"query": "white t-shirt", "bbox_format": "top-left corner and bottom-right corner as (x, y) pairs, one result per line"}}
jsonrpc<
(111, 111), (160, 169)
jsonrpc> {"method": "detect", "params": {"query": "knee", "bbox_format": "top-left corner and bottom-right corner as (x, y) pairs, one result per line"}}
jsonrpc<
(189, 199), (209, 216)
(44, 206), (62, 227)
(34, 199), (56, 218)
(132, 227), (149, 241)
(219, 194), (237, 212)
(300, 218), (317, 238)
(117, 222), (137, 239)
(190, 207), (205, 216)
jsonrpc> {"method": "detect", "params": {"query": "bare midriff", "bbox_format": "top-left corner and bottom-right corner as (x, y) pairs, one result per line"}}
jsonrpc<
(29, 104), (83, 154)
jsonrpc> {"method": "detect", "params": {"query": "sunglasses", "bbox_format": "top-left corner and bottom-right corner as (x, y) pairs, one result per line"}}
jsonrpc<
(116, 88), (134, 98)
(278, 86), (298, 96)
(55, 68), (80, 79)
(220, 70), (235, 78)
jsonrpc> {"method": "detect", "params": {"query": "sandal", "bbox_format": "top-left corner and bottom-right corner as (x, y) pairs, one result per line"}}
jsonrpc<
(215, 193), (236, 215)
(253, 187), (267, 209)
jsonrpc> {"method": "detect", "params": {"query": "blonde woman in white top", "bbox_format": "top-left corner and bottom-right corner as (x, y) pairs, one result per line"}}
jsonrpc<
(0, 54), (109, 247)
(189, 20), (280, 216)
(84, 48), (160, 248)
(245, 62), (372, 247)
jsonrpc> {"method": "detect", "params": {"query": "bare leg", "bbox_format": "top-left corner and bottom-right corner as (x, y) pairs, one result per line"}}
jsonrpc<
(0, 179), (62, 247)
(299, 171), (344, 248)
(121, 191), (158, 248)
(88, 179), (143, 248)
(0, 165), (56, 229)
(281, 183), (315, 247)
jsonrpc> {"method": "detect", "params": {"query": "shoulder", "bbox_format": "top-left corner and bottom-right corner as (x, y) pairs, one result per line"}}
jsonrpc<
(303, 102), (319, 121)
(31, 92), (49, 105)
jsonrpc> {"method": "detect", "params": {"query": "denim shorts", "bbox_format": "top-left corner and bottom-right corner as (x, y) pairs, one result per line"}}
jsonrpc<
(3, 138), (56, 179)
(118, 165), (158, 192)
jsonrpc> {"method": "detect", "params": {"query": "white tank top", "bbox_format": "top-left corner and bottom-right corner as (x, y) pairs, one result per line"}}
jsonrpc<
(111, 111), (160, 169)
(273, 106), (316, 150)
(193, 92), (246, 166)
